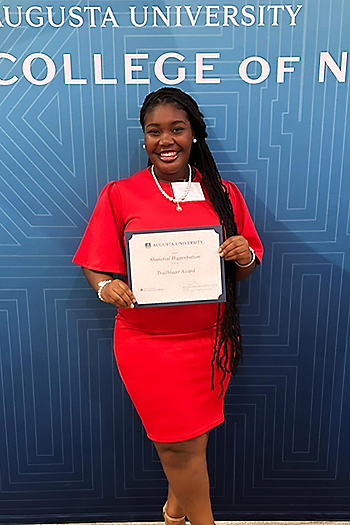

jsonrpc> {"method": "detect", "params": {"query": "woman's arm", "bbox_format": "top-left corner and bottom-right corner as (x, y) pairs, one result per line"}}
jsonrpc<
(218, 235), (257, 282)
(233, 262), (256, 281)
(82, 268), (136, 308)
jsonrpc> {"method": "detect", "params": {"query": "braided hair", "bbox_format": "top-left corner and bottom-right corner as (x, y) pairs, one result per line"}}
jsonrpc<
(140, 87), (242, 395)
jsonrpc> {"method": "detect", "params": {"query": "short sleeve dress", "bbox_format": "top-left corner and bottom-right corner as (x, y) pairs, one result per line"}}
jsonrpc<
(73, 168), (263, 443)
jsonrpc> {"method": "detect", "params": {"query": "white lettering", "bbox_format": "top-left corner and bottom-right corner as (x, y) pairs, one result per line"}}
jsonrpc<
(223, 5), (239, 27)
(285, 5), (303, 26)
(196, 53), (220, 84)
(3, 6), (22, 27)
(205, 5), (220, 26)
(63, 54), (87, 84)
(241, 5), (255, 26)
(277, 56), (300, 82)
(0, 3), (304, 29)
(25, 6), (43, 27)
(47, 6), (65, 28)
(267, 5), (284, 26)
(175, 5), (182, 26)
(83, 6), (101, 28)
(22, 53), (56, 85)
(184, 5), (202, 26)
(239, 56), (270, 84)
(130, 6), (148, 27)
(154, 52), (186, 85)
(258, 5), (265, 26)
(319, 51), (348, 83)
(5, 51), (348, 88)
(0, 53), (18, 85)
(124, 53), (149, 84)
(152, 6), (171, 27)
(101, 6), (119, 27)
(68, 7), (83, 28)
(94, 54), (118, 84)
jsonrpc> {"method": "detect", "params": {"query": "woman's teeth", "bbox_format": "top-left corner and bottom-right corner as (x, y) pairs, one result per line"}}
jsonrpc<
(159, 151), (178, 160)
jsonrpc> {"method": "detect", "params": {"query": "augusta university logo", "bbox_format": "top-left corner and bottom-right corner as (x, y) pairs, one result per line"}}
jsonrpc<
(145, 242), (151, 249)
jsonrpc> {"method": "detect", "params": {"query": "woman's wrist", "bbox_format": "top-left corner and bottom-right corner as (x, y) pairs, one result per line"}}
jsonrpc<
(235, 247), (255, 268)
(97, 279), (113, 302)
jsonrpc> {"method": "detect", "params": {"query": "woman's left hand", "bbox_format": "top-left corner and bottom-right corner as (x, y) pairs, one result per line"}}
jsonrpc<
(218, 235), (252, 265)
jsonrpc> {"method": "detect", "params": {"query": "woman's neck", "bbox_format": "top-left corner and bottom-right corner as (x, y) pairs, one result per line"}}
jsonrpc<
(149, 165), (193, 184)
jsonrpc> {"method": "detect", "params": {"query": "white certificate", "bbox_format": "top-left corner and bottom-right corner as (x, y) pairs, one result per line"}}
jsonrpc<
(125, 226), (226, 307)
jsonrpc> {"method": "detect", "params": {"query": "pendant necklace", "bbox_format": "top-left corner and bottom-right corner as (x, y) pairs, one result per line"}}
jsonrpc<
(150, 164), (192, 212)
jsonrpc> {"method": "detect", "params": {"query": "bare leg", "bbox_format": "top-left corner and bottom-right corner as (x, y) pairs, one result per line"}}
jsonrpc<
(166, 484), (186, 518)
(154, 432), (214, 525)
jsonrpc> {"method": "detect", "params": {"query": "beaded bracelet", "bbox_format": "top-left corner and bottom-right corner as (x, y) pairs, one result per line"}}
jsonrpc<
(97, 280), (112, 302)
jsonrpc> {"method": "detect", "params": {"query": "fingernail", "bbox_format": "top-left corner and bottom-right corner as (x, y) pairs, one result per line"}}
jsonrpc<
(130, 304), (134, 309)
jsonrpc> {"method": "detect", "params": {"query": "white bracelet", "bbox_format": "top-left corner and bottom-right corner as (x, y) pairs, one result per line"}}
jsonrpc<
(235, 247), (256, 268)
(97, 279), (112, 302)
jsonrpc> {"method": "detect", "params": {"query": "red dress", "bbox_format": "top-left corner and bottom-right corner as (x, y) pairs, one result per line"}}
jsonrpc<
(73, 168), (263, 443)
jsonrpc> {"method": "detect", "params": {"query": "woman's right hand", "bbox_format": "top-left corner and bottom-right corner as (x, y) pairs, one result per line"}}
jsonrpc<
(101, 279), (137, 309)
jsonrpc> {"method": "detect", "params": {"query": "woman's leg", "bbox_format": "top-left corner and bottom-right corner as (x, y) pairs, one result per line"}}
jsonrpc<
(154, 432), (214, 525)
(166, 484), (186, 519)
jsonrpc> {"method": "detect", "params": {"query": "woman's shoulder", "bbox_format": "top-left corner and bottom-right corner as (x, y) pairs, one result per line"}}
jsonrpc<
(221, 178), (248, 205)
(115, 168), (150, 187)
(221, 178), (239, 192)
(99, 168), (150, 196)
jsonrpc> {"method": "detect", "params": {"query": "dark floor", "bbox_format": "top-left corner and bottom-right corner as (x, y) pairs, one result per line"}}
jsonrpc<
(39, 521), (349, 525)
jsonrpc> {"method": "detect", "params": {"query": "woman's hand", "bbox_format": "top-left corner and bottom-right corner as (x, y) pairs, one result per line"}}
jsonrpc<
(218, 235), (252, 265)
(100, 279), (137, 309)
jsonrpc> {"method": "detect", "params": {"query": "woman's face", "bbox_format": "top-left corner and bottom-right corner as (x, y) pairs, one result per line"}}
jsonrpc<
(143, 103), (194, 182)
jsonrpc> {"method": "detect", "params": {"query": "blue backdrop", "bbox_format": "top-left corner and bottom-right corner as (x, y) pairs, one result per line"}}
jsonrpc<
(0, 0), (350, 522)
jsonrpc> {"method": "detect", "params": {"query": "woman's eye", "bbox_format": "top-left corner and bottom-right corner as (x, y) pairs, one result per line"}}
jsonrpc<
(173, 127), (184, 133)
(148, 129), (160, 135)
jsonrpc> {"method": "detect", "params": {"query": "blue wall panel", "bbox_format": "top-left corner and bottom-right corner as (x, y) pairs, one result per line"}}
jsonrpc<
(0, 0), (350, 521)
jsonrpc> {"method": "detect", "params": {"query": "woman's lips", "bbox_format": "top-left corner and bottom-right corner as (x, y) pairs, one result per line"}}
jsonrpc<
(158, 151), (179, 162)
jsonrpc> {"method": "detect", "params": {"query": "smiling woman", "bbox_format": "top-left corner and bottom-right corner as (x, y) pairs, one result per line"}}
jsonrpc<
(73, 87), (263, 525)
(143, 104), (194, 182)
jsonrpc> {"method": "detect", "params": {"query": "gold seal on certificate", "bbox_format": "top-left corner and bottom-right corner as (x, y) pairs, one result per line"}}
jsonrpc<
(125, 226), (226, 307)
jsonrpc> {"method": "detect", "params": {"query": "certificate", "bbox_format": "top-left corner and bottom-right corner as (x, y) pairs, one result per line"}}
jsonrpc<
(125, 226), (226, 307)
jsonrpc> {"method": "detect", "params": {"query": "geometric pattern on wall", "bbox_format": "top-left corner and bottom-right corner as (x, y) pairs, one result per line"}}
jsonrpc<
(0, 0), (350, 521)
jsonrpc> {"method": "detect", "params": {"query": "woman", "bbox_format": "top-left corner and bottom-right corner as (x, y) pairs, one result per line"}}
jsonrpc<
(73, 87), (263, 525)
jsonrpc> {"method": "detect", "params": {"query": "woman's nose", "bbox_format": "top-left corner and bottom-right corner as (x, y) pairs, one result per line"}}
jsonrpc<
(159, 133), (173, 145)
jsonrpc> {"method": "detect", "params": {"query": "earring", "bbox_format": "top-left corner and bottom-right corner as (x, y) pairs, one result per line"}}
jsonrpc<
(142, 144), (146, 149)
(193, 138), (197, 143)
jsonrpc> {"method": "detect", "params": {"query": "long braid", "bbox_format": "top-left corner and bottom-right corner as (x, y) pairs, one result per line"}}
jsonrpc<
(140, 88), (243, 395)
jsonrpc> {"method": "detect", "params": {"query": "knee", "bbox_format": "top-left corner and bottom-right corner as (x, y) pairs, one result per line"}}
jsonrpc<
(154, 442), (196, 468)
(154, 432), (208, 462)
(155, 441), (189, 456)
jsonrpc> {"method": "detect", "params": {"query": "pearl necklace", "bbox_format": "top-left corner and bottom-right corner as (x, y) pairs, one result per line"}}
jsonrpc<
(150, 164), (192, 212)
